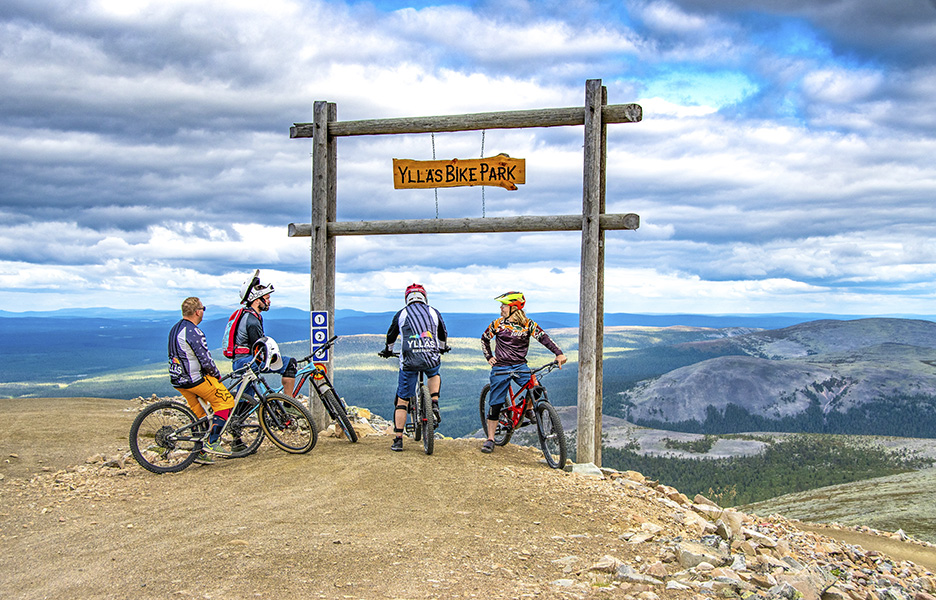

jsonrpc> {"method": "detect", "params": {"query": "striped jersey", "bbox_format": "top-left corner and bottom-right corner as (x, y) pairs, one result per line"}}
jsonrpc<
(385, 302), (448, 371)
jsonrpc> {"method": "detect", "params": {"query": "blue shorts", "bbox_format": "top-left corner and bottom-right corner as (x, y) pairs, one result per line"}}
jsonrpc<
(488, 364), (531, 407)
(396, 365), (440, 399)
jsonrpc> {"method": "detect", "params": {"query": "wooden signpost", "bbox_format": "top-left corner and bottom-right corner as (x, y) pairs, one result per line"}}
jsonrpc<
(289, 79), (641, 467)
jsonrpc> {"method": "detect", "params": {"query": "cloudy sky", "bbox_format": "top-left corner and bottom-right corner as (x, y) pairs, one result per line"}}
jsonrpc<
(2, 0), (936, 316)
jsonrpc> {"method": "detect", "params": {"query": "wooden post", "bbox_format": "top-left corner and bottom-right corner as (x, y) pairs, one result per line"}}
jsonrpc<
(577, 79), (603, 467)
(325, 102), (337, 381)
(310, 101), (329, 403)
(595, 85), (608, 467)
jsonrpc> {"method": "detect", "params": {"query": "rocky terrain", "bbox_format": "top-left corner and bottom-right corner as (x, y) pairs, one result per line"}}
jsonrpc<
(4, 396), (936, 599)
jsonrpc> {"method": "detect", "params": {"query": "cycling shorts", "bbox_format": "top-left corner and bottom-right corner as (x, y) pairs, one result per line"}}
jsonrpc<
(396, 365), (440, 399)
(488, 364), (531, 407)
(175, 375), (236, 418)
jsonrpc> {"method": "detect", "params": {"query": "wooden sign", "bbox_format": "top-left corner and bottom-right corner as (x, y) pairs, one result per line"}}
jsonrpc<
(393, 153), (525, 191)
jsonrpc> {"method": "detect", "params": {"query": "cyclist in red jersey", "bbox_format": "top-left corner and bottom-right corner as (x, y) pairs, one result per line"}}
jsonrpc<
(480, 291), (567, 453)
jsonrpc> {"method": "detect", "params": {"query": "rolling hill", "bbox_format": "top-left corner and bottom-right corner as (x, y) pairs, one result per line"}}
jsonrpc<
(615, 318), (936, 437)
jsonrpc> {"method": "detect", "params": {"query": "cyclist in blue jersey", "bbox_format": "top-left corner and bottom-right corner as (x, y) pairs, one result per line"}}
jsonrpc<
(480, 291), (567, 454)
(379, 283), (448, 452)
(168, 297), (236, 463)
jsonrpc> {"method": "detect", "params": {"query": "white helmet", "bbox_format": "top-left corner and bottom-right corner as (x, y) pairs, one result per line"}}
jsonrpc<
(239, 269), (274, 306)
(251, 336), (283, 371)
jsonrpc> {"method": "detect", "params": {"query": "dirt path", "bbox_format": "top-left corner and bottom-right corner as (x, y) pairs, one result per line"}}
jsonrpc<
(0, 398), (676, 600)
(4, 398), (936, 600)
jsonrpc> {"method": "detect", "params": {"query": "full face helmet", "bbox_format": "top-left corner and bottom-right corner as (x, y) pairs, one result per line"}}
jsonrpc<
(251, 336), (283, 371)
(405, 283), (427, 305)
(239, 269), (274, 310)
(495, 291), (525, 311)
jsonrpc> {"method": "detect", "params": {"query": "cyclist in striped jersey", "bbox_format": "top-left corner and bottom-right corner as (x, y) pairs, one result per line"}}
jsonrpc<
(379, 283), (449, 452)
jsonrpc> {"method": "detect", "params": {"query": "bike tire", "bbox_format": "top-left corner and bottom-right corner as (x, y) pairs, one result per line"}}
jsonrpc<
(478, 384), (490, 433)
(419, 384), (434, 455)
(323, 388), (358, 443)
(259, 393), (318, 454)
(225, 401), (264, 458)
(535, 400), (567, 469)
(129, 401), (201, 474)
(412, 397), (422, 442)
(479, 383), (514, 445)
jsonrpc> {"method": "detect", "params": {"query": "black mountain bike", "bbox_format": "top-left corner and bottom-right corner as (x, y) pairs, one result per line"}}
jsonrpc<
(283, 335), (357, 443)
(379, 351), (438, 455)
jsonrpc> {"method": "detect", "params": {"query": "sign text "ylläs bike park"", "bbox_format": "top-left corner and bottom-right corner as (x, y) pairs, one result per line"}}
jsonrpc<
(392, 153), (525, 191)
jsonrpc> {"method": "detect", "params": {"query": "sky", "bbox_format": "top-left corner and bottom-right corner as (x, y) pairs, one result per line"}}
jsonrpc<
(2, 0), (936, 316)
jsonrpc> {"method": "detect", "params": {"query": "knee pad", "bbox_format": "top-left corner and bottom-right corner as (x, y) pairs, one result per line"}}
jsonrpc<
(487, 404), (502, 421)
(395, 402), (409, 412)
(282, 358), (298, 379)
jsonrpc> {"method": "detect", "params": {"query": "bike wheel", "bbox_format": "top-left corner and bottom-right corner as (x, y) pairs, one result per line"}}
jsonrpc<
(479, 383), (513, 445)
(419, 384), (434, 455)
(129, 401), (201, 474)
(323, 388), (358, 443)
(535, 400), (567, 469)
(259, 393), (318, 454)
(411, 397), (421, 442)
(478, 384), (490, 433)
(224, 402), (264, 458)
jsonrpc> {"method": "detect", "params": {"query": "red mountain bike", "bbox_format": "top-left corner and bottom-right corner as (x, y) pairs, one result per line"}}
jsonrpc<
(478, 361), (568, 469)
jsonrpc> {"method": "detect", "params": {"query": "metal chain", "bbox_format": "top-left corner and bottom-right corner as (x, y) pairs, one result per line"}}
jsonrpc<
(480, 130), (486, 218)
(431, 132), (438, 219)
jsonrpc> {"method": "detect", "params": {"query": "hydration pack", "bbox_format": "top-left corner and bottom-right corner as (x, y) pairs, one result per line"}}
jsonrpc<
(222, 308), (250, 359)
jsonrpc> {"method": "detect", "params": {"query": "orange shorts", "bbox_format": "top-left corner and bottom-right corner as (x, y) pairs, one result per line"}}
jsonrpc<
(175, 375), (236, 418)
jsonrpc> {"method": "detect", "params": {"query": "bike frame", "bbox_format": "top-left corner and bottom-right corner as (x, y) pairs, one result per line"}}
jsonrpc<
(497, 361), (558, 431)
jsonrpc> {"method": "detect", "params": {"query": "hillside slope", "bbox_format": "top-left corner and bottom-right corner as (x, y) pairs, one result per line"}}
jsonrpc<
(4, 398), (936, 599)
(619, 318), (936, 435)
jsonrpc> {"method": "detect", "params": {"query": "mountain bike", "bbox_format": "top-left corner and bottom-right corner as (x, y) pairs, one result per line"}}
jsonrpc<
(478, 360), (568, 469)
(281, 335), (357, 443)
(130, 354), (318, 474)
(379, 351), (438, 455)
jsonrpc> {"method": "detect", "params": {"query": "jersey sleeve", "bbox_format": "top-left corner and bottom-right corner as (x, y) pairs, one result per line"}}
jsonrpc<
(530, 320), (564, 357)
(480, 319), (498, 361)
(435, 309), (448, 344)
(188, 324), (221, 378)
(385, 308), (403, 347)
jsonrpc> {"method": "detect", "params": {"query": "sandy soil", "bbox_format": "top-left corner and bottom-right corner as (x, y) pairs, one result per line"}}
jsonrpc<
(4, 397), (936, 600)
(0, 398), (682, 599)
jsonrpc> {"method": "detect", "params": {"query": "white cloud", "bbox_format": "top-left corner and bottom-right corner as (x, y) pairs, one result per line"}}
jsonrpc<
(1, 0), (936, 317)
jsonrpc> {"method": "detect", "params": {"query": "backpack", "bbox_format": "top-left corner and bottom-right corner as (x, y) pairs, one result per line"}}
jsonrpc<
(222, 308), (249, 359)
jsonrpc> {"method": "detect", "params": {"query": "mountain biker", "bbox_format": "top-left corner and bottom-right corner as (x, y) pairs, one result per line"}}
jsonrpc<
(480, 291), (567, 454)
(229, 270), (298, 398)
(168, 297), (236, 463)
(378, 283), (448, 452)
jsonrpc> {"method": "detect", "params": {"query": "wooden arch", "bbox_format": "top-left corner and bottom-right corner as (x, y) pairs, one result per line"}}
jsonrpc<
(289, 79), (642, 466)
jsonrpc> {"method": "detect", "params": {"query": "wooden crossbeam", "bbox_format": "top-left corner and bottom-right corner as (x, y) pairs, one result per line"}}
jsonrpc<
(290, 104), (642, 138)
(287, 213), (639, 237)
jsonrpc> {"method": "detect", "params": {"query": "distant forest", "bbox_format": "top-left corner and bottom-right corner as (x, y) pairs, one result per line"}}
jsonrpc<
(601, 433), (934, 506)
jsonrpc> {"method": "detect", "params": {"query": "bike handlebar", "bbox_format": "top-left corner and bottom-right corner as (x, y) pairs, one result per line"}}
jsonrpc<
(299, 335), (339, 364)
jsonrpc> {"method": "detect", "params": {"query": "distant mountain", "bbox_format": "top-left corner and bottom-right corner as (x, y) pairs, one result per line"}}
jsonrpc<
(617, 318), (936, 437)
